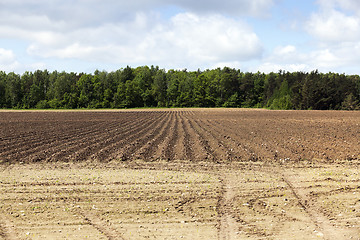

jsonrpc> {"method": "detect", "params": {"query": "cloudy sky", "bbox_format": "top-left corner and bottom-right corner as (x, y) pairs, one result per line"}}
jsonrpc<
(1, 0), (360, 74)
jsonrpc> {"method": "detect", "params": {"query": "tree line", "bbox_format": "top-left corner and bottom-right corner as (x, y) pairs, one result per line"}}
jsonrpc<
(0, 66), (359, 110)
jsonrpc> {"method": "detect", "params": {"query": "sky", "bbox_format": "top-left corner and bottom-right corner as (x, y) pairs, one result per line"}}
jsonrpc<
(1, 0), (360, 74)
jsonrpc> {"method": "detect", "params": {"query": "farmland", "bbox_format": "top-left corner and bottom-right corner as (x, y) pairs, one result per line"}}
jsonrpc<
(0, 109), (360, 239)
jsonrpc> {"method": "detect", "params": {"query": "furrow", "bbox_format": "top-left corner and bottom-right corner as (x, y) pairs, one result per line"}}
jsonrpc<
(163, 112), (180, 160)
(186, 118), (217, 162)
(178, 112), (193, 161)
(1, 118), (137, 163)
(192, 119), (233, 163)
(8, 112), (153, 163)
(169, 111), (188, 161)
(177, 116), (207, 162)
(0, 112), (143, 162)
(205, 119), (259, 161)
(216, 119), (296, 161)
(0, 112), (137, 149)
(0, 121), (103, 158)
(114, 111), (172, 161)
(65, 112), (167, 162)
(97, 111), (171, 162)
(136, 112), (175, 161)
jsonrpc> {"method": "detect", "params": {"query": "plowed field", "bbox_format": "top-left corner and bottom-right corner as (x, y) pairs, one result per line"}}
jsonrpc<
(0, 109), (359, 239)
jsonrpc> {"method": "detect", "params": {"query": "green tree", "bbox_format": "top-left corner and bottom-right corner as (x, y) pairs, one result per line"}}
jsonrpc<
(103, 88), (113, 108)
(114, 82), (126, 108)
(341, 93), (360, 110)
(90, 75), (104, 108)
(153, 70), (167, 107)
(223, 93), (239, 108)
(177, 71), (194, 107)
(29, 83), (43, 108)
(220, 67), (239, 102)
(239, 72), (256, 107)
(20, 72), (33, 108)
(124, 80), (142, 108)
(193, 74), (208, 107)
(6, 72), (22, 108)
(0, 71), (7, 107)
(63, 92), (78, 109)
(166, 70), (181, 107)
(77, 74), (93, 108)
(290, 72), (306, 109)
(301, 70), (319, 109)
(133, 66), (155, 106)
(252, 72), (265, 107)
(268, 79), (293, 110)
(263, 72), (278, 105)
(120, 66), (134, 83)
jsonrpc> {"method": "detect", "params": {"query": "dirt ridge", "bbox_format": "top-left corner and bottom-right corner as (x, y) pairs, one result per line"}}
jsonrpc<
(282, 173), (358, 240)
(75, 207), (126, 240)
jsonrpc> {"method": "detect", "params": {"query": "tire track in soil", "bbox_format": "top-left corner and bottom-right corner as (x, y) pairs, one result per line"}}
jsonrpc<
(0, 215), (18, 240)
(174, 197), (197, 213)
(280, 171), (359, 240)
(74, 208), (126, 240)
(217, 172), (240, 240)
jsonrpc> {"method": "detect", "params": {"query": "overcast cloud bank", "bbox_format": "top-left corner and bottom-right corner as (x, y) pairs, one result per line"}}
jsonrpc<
(1, 0), (360, 73)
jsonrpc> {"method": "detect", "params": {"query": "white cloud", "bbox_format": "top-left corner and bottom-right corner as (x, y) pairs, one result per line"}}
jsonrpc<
(0, 0), (274, 20)
(255, 63), (310, 73)
(316, 0), (360, 14)
(284, 0), (360, 73)
(165, 13), (262, 62)
(310, 49), (340, 68)
(253, 45), (311, 73)
(0, 0), (269, 72)
(254, 41), (360, 74)
(172, 0), (274, 17)
(0, 48), (20, 72)
(0, 48), (15, 64)
(24, 12), (263, 69)
(253, 45), (347, 73)
(307, 9), (360, 42)
(275, 45), (296, 55)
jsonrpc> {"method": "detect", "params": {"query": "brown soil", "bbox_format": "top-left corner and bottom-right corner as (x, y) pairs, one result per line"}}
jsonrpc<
(1, 109), (359, 164)
(0, 108), (359, 239)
